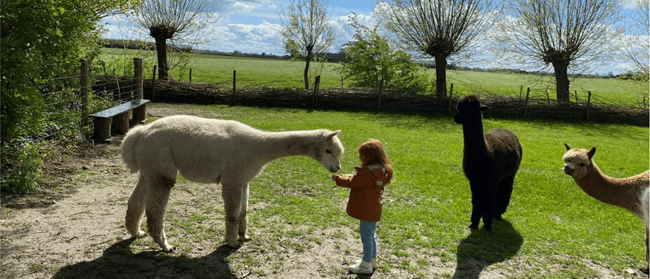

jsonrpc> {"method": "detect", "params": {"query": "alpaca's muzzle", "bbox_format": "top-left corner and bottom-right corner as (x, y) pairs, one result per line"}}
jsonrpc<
(563, 165), (573, 175)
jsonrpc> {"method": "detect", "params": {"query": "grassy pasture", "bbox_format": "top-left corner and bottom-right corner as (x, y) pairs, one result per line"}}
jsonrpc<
(146, 103), (648, 278)
(99, 48), (648, 108)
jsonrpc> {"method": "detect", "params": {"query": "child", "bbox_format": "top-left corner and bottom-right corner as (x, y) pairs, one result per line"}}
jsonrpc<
(331, 139), (394, 274)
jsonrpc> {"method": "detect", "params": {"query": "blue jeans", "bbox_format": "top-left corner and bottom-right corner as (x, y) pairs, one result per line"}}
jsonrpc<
(360, 220), (377, 262)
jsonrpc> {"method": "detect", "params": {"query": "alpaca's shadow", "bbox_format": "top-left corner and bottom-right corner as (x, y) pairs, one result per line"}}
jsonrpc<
(52, 238), (239, 279)
(452, 220), (523, 279)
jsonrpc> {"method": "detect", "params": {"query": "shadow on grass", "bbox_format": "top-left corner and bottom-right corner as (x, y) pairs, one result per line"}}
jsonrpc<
(52, 238), (239, 279)
(452, 220), (523, 279)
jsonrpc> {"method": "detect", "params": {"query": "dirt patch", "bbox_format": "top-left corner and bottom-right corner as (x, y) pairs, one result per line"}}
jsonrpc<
(1, 107), (648, 279)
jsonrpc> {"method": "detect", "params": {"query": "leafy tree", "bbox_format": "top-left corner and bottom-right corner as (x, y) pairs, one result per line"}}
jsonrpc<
(279, 0), (336, 90)
(379, 0), (496, 97)
(1, 0), (136, 192)
(338, 14), (428, 93)
(132, 0), (218, 80)
(499, 0), (622, 103)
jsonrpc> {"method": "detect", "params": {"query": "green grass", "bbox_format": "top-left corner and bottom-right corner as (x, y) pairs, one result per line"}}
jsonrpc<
(148, 103), (649, 277)
(100, 48), (648, 108)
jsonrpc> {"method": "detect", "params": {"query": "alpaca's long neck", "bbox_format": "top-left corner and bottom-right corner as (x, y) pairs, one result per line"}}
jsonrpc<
(254, 130), (317, 162)
(575, 162), (644, 216)
(461, 119), (488, 156)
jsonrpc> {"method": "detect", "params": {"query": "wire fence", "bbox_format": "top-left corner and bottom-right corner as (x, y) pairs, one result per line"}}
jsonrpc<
(35, 59), (143, 142)
(38, 58), (647, 143)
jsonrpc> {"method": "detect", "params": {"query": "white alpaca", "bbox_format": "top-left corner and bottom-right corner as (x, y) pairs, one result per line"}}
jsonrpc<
(121, 115), (344, 251)
(562, 144), (650, 273)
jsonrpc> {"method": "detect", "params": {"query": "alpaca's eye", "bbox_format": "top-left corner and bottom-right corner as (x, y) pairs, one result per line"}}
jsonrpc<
(326, 149), (332, 154)
(578, 163), (585, 167)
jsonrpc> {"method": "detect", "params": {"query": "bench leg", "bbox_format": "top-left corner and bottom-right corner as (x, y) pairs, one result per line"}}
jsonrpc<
(93, 117), (112, 142)
(132, 104), (147, 123)
(112, 111), (130, 135)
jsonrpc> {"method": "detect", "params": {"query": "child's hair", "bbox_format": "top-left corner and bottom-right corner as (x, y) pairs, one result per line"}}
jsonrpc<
(358, 139), (394, 183)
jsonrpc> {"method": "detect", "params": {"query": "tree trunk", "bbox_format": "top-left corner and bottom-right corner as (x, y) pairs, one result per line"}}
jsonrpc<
(552, 61), (570, 104)
(154, 35), (169, 81)
(304, 48), (313, 90)
(435, 54), (447, 98)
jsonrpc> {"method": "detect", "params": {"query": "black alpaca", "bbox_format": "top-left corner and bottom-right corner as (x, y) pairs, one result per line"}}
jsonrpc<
(453, 96), (523, 230)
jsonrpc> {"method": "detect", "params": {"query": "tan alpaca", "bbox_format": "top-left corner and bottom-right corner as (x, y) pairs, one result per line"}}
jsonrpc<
(121, 115), (344, 251)
(562, 143), (649, 273)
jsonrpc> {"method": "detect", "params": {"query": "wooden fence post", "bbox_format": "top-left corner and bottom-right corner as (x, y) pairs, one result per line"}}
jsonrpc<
(134, 58), (143, 99)
(231, 70), (236, 106)
(574, 90), (579, 104)
(523, 87), (530, 118)
(312, 75), (321, 108)
(80, 59), (89, 129)
(376, 79), (382, 111)
(586, 91), (592, 121)
(189, 68), (192, 83)
(545, 89), (550, 105)
(151, 65), (157, 102)
(519, 85), (523, 98)
(132, 58), (147, 123)
(448, 83), (454, 114)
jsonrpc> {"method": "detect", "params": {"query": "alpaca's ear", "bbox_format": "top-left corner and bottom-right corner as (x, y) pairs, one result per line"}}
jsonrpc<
(480, 104), (490, 111)
(564, 143), (571, 150)
(587, 147), (596, 160)
(325, 130), (340, 139)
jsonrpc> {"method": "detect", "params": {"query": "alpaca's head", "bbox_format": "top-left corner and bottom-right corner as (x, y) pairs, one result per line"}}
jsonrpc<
(314, 130), (344, 173)
(562, 143), (596, 179)
(453, 95), (490, 125)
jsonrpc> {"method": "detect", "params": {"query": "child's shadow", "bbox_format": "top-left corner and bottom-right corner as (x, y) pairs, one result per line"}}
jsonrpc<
(452, 220), (523, 279)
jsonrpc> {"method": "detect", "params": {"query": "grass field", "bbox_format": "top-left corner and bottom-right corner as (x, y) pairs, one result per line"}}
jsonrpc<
(145, 103), (648, 278)
(99, 48), (649, 108)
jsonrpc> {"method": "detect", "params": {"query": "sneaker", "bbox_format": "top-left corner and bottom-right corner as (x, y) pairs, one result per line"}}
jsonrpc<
(354, 258), (378, 270)
(348, 260), (373, 274)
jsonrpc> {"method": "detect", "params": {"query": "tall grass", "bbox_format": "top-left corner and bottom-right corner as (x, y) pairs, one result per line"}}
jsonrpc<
(150, 103), (649, 277)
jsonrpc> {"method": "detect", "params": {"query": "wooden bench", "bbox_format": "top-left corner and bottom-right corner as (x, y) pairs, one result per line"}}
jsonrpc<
(90, 99), (150, 142)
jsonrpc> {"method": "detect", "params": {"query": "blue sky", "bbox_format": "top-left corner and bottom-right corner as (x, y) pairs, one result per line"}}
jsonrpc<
(100, 0), (646, 75)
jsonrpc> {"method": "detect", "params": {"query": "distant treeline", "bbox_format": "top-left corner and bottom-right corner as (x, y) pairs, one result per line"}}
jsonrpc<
(100, 38), (647, 80)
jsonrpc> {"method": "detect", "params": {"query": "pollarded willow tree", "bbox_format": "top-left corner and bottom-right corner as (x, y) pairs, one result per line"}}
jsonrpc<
(625, 0), (649, 76)
(279, 0), (336, 90)
(379, 0), (497, 98)
(501, 0), (622, 103)
(132, 0), (218, 80)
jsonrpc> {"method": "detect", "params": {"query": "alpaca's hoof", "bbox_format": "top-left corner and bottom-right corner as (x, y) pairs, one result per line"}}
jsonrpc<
(238, 234), (252, 242)
(494, 215), (503, 221)
(135, 230), (146, 238)
(161, 244), (176, 253)
(485, 226), (493, 231)
(469, 224), (479, 230)
(225, 239), (242, 248)
(641, 267), (649, 275)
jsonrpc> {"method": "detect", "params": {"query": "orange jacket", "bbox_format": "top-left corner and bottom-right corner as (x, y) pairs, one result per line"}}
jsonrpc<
(334, 165), (391, 222)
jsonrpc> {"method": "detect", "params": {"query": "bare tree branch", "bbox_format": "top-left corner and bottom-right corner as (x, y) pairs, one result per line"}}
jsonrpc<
(132, 0), (219, 80)
(500, 0), (622, 103)
(279, 0), (336, 90)
(378, 0), (497, 97)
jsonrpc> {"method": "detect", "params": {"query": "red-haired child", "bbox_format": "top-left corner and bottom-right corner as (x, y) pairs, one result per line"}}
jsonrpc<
(331, 139), (394, 274)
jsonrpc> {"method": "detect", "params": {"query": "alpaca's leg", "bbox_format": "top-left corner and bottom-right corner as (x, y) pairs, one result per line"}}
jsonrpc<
(494, 175), (515, 220)
(469, 190), (481, 230)
(125, 175), (148, 238)
(238, 183), (251, 242)
(482, 193), (496, 231)
(645, 227), (649, 273)
(146, 175), (175, 252)
(222, 183), (244, 247)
